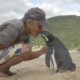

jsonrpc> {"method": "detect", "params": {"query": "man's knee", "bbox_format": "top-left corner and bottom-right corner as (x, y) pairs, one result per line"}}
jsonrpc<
(21, 44), (32, 61)
(22, 43), (31, 53)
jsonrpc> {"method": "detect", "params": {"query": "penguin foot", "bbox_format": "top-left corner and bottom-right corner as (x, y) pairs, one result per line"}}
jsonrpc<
(69, 64), (76, 71)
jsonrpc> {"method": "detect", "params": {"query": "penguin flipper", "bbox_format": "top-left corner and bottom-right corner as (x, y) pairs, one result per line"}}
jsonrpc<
(45, 52), (52, 67)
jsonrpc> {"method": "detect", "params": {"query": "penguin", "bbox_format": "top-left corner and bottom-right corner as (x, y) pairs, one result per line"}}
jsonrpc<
(41, 31), (76, 72)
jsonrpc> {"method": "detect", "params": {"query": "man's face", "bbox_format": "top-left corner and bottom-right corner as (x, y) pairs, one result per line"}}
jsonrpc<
(26, 20), (43, 37)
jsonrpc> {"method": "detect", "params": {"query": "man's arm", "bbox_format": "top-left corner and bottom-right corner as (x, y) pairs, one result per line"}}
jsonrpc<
(21, 43), (46, 60)
(0, 43), (7, 50)
(24, 47), (46, 60)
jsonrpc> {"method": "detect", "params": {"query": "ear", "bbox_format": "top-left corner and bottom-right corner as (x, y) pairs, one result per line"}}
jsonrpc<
(26, 19), (33, 27)
(42, 34), (49, 41)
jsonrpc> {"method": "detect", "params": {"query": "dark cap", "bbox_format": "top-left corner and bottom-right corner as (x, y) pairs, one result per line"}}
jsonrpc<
(23, 7), (49, 27)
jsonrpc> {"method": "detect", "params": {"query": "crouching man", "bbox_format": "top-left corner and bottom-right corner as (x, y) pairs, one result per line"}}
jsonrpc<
(0, 7), (49, 76)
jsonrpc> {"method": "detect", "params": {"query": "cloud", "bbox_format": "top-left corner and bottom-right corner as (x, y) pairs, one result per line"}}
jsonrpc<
(61, 0), (80, 4)
(38, 2), (61, 18)
(0, 0), (80, 24)
(0, 0), (33, 13)
(60, 11), (80, 16)
(0, 11), (19, 24)
(0, 0), (34, 24)
(45, 0), (80, 4)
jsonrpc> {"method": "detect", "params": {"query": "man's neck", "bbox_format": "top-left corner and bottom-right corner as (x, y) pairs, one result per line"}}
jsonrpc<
(21, 18), (30, 35)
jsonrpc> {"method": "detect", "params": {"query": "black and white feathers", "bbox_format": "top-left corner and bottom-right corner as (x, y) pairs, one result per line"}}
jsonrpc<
(41, 31), (76, 72)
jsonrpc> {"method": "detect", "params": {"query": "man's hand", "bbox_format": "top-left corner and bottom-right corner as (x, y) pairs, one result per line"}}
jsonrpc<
(40, 47), (47, 54)
(27, 47), (46, 60)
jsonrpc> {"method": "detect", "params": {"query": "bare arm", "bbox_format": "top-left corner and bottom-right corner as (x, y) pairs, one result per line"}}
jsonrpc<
(0, 43), (7, 50)
(27, 47), (46, 60)
(21, 43), (46, 60)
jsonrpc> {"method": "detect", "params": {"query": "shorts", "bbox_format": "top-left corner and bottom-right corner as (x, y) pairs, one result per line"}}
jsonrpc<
(0, 44), (22, 64)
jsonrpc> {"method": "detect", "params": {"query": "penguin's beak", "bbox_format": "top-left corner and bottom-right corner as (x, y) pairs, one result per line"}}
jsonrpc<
(40, 31), (49, 41)
(42, 34), (49, 41)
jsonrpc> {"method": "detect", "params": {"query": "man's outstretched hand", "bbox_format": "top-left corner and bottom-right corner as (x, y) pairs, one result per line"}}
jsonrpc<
(40, 47), (47, 54)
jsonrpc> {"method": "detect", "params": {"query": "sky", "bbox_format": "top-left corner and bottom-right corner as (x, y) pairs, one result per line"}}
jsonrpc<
(0, 0), (80, 24)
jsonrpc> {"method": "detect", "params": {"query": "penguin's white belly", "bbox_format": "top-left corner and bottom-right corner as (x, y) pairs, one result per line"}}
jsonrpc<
(51, 49), (58, 71)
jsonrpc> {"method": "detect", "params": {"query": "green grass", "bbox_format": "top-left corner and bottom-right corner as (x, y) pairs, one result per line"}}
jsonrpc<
(30, 34), (45, 47)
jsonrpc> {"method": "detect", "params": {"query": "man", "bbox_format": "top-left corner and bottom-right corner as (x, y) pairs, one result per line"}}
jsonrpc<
(0, 7), (49, 76)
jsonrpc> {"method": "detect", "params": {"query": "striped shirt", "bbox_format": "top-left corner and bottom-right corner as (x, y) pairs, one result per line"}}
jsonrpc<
(0, 19), (30, 47)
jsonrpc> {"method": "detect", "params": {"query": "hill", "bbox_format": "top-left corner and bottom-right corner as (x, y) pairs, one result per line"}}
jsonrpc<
(31, 15), (80, 50)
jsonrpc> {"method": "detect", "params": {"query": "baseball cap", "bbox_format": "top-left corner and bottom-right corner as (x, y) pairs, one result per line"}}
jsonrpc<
(23, 7), (49, 27)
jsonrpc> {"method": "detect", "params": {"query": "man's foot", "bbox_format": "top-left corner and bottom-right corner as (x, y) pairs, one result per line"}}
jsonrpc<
(0, 71), (8, 77)
(0, 65), (16, 76)
(4, 70), (16, 76)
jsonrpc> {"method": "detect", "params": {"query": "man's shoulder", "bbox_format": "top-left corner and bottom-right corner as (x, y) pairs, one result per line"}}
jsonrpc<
(8, 19), (23, 24)
(6, 19), (24, 28)
(0, 19), (24, 33)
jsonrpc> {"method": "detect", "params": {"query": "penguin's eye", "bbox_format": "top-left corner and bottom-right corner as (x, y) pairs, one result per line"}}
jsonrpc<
(42, 34), (49, 41)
